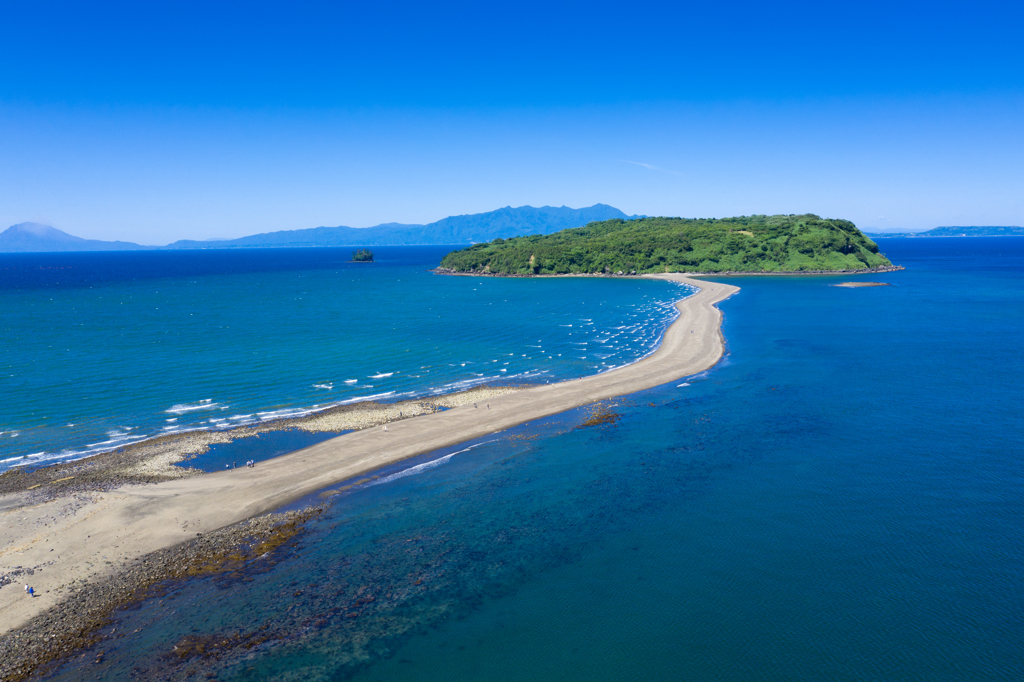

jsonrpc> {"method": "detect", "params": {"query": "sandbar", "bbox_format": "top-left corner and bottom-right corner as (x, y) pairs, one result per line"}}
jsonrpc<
(0, 274), (737, 639)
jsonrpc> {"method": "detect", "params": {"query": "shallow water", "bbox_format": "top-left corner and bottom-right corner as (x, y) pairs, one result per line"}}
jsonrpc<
(182, 429), (345, 473)
(37, 238), (1024, 681)
(0, 247), (686, 470)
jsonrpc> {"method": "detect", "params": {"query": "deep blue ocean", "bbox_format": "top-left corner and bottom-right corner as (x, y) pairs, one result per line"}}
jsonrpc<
(0, 247), (687, 470)
(19, 238), (1024, 681)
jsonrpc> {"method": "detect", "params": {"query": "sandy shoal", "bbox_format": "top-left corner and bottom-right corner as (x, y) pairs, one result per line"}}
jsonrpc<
(0, 274), (737, 634)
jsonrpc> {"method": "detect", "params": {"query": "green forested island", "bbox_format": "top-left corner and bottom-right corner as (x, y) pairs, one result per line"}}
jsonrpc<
(438, 214), (894, 275)
(351, 249), (374, 262)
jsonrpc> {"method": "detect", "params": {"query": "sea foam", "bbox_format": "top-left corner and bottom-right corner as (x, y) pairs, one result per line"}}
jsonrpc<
(166, 399), (221, 415)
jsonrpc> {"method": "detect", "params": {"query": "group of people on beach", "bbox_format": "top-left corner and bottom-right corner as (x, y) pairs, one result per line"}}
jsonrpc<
(225, 460), (257, 470)
(24, 584), (33, 598)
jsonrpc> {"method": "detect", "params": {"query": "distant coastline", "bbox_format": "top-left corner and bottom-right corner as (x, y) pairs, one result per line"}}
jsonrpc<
(870, 234), (1024, 239)
(866, 226), (1024, 239)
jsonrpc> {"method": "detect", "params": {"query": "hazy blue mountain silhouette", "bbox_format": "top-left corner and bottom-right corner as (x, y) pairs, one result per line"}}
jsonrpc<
(163, 204), (638, 248)
(1, 205), (640, 252)
(0, 223), (147, 252)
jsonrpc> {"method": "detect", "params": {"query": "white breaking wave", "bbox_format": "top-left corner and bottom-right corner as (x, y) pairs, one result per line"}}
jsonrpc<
(335, 391), (396, 406)
(0, 452), (44, 465)
(85, 434), (148, 448)
(429, 376), (496, 393)
(369, 372), (394, 379)
(257, 407), (316, 421)
(314, 383), (333, 390)
(166, 399), (221, 415)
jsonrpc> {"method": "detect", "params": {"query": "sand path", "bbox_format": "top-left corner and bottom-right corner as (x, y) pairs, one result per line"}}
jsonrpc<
(0, 274), (737, 634)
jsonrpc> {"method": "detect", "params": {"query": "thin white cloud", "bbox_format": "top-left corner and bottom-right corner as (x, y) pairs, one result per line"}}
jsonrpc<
(622, 160), (680, 175)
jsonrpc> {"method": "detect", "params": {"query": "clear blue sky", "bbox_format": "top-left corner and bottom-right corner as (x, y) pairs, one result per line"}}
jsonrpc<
(2, 0), (1021, 243)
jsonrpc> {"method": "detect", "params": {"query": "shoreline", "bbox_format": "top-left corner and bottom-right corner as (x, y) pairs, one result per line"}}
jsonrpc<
(432, 264), (904, 278)
(688, 264), (904, 277)
(0, 273), (738, 677)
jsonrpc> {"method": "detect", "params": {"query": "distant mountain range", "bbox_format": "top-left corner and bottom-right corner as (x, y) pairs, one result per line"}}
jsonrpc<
(865, 226), (1024, 238)
(0, 205), (639, 253)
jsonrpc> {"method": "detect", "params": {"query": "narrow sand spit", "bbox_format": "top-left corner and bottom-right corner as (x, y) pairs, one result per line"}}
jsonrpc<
(0, 274), (737, 636)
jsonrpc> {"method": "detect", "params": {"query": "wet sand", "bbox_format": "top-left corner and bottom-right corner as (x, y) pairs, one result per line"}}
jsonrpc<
(0, 274), (737, 640)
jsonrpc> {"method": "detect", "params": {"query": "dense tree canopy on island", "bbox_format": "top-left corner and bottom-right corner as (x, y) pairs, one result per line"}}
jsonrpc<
(438, 214), (893, 275)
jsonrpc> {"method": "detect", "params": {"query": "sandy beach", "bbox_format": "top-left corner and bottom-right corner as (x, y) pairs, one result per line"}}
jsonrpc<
(0, 274), (737, 656)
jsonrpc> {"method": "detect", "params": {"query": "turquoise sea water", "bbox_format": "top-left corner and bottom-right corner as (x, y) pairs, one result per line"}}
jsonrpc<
(0, 247), (686, 470)
(29, 238), (1024, 680)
